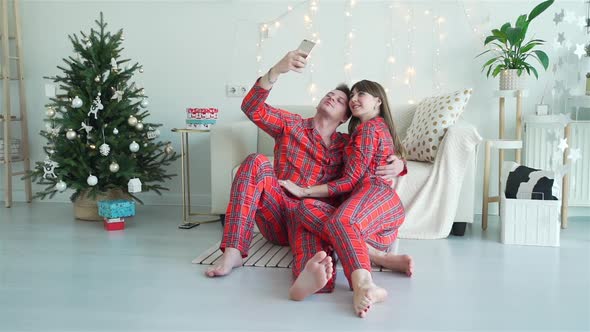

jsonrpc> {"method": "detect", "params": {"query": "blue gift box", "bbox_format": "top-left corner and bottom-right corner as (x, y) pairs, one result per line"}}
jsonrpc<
(98, 199), (135, 218)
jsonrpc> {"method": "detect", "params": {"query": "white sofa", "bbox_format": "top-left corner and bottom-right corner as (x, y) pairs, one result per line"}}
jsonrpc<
(210, 105), (481, 238)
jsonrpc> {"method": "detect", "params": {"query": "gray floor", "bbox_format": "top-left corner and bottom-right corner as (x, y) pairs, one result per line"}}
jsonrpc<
(1, 202), (589, 332)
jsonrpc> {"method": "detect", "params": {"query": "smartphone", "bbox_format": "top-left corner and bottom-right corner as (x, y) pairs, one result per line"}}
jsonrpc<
(298, 39), (316, 58)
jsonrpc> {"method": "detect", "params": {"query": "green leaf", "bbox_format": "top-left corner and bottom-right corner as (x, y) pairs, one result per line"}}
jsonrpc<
(533, 50), (549, 69)
(528, 0), (554, 22)
(520, 42), (539, 53)
(515, 15), (527, 28)
(491, 29), (508, 43)
(475, 49), (494, 58)
(506, 27), (523, 47)
(486, 64), (494, 77)
(492, 66), (504, 77)
(484, 35), (500, 45)
(500, 23), (511, 33)
(482, 57), (498, 69)
(529, 66), (539, 79)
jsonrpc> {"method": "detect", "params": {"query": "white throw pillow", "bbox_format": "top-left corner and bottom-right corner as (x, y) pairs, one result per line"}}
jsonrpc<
(402, 89), (473, 162)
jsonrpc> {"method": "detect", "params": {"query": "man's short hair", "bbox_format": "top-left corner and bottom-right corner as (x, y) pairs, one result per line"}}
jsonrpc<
(334, 83), (352, 118)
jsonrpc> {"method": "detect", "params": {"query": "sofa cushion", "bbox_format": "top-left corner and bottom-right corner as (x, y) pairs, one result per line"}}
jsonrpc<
(501, 161), (560, 200)
(402, 89), (472, 162)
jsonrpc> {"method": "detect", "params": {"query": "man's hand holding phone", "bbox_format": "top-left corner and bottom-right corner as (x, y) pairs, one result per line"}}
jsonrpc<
(262, 40), (316, 88)
(273, 40), (316, 74)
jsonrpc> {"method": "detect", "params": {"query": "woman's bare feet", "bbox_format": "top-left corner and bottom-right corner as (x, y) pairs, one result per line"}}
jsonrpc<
(205, 248), (243, 277)
(289, 251), (334, 301)
(367, 245), (414, 277)
(351, 269), (388, 318)
(374, 254), (414, 277)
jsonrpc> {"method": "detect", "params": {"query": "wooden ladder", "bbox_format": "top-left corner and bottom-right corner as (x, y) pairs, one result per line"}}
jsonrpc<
(1, 0), (31, 208)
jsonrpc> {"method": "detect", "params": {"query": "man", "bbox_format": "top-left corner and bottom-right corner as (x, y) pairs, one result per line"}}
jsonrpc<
(206, 50), (406, 296)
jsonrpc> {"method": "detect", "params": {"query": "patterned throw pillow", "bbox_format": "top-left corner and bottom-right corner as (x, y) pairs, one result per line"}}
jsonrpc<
(402, 89), (473, 162)
(501, 161), (560, 200)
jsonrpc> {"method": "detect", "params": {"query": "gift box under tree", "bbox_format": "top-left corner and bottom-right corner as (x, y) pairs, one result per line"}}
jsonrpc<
(98, 199), (135, 219)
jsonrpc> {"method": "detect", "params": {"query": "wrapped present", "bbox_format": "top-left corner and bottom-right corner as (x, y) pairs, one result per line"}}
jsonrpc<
(103, 217), (125, 231)
(98, 199), (135, 219)
(185, 108), (218, 130)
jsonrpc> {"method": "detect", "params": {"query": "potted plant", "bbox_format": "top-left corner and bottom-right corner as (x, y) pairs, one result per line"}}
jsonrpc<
(478, 0), (554, 90)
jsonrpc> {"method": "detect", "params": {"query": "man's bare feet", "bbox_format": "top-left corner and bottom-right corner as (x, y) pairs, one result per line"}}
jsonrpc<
(289, 251), (333, 301)
(205, 248), (243, 277)
(351, 269), (387, 318)
(367, 245), (414, 277)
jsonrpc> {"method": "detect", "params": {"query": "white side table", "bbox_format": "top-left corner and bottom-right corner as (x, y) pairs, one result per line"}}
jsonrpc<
(493, 90), (528, 164)
(172, 128), (220, 229)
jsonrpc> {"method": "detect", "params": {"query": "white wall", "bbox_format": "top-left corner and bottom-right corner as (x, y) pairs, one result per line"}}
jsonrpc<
(2, 0), (587, 215)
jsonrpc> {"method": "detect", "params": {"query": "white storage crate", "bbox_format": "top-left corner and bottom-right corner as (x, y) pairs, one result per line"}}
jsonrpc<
(500, 192), (561, 247)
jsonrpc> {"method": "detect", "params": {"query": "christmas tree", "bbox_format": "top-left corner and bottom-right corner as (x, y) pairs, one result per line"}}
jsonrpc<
(28, 13), (178, 203)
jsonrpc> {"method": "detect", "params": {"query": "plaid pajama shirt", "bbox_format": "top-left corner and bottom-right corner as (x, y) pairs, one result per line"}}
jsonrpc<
(221, 80), (347, 291)
(295, 117), (406, 284)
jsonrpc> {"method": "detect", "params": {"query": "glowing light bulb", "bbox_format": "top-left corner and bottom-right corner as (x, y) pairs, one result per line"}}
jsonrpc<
(408, 99), (415, 105)
(275, 21), (280, 28)
(388, 56), (396, 64)
(309, 83), (316, 93)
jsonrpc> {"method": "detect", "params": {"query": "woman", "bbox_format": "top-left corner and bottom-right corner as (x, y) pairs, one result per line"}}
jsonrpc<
(280, 80), (411, 318)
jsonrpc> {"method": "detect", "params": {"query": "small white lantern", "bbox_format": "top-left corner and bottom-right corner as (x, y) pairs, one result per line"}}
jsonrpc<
(128, 178), (142, 193)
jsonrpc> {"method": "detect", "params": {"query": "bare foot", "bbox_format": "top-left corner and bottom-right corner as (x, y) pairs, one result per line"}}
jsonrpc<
(353, 284), (388, 318)
(205, 248), (243, 277)
(374, 254), (414, 277)
(289, 251), (334, 301)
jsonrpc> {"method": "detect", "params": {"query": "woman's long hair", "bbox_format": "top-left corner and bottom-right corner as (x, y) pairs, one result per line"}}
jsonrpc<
(348, 80), (407, 159)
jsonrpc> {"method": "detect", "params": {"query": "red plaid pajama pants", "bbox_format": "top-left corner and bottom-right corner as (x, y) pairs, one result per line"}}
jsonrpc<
(221, 153), (336, 292)
(294, 177), (405, 284)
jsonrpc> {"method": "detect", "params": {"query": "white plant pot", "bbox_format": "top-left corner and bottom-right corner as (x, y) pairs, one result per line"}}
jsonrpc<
(499, 69), (524, 90)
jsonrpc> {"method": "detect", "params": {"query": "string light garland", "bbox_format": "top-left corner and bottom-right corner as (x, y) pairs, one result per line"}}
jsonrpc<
(306, 0), (320, 103)
(256, 1), (307, 76)
(252, 0), (497, 105)
(344, 0), (355, 85)
(404, 5), (417, 104)
(385, 2), (398, 95)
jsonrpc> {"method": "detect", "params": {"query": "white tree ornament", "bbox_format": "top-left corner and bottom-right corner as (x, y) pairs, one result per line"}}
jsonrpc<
(111, 57), (118, 71)
(99, 143), (111, 156)
(80, 122), (93, 135)
(128, 178), (142, 193)
(87, 93), (104, 120)
(43, 159), (58, 179)
(111, 90), (123, 102)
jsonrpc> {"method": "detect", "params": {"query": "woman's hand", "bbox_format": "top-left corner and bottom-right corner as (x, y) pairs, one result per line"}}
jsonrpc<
(279, 179), (306, 198)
